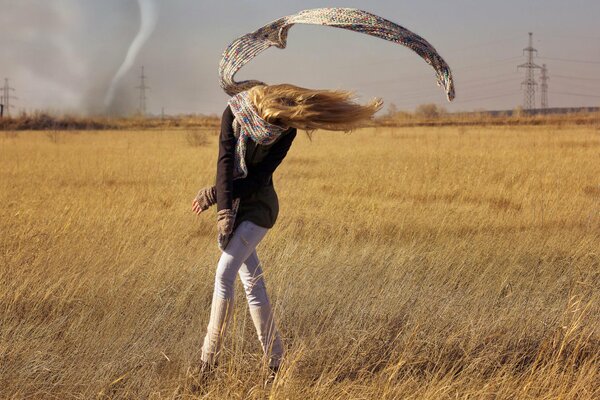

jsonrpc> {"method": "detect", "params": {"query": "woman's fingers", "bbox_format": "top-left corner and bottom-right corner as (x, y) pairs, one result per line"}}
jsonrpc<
(191, 200), (204, 215)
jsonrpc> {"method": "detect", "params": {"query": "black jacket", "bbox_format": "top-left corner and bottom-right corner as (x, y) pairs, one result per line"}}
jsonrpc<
(216, 105), (296, 228)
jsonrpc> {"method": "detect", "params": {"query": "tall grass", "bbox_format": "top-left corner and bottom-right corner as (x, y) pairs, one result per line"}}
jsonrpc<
(0, 126), (598, 399)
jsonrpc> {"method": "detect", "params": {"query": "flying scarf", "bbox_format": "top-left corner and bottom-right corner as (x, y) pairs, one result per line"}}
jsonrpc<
(219, 7), (455, 101)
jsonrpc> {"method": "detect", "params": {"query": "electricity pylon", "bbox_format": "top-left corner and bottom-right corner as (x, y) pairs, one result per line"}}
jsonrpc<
(518, 33), (542, 110)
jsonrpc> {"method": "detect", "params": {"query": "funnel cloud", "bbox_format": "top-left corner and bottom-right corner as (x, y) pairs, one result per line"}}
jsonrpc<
(104, 0), (158, 113)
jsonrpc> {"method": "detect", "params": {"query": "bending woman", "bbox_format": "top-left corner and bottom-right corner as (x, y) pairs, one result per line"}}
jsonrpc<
(192, 83), (382, 377)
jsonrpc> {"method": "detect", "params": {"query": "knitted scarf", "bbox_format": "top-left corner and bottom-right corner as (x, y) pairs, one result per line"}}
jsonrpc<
(228, 90), (287, 180)
(219, 7), (455, 101)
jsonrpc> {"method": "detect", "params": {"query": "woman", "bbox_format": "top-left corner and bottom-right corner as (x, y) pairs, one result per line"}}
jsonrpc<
(191, 83), (382, 379)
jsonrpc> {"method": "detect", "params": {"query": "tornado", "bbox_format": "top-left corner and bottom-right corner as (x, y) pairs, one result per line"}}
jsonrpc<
(104, 0), (158, 111)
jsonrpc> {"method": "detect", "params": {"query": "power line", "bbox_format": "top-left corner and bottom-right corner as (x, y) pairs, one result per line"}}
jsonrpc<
(538, 56), (600, 65)
(552, 91), (600, 99)
(517, 32), (542, 110)
(386, 90), (520, 107)
(551, 80), (600, 95)
(347, 38), (521, 69)
(359, 76), (520, 100)
(355, 57), (521, 88)
(454, 56), (522, 73)
(459, 72), (521, 85)
(364, 72), (523, 102)
(552, 74), (600, 83)
(451, 92), (521, 104)
(457, 76), (522, 89)
(544, 33), (600, 42)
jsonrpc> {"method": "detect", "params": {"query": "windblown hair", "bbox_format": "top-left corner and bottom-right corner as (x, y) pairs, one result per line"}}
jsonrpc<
(247, 84), (383, 132)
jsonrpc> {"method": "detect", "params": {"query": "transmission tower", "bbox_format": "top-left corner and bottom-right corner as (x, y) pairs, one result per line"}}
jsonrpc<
(540, 64), (549, 111)
(2, 78), (17, 117)
(135, 66), (149, 116)
(518, 32), (542, 110)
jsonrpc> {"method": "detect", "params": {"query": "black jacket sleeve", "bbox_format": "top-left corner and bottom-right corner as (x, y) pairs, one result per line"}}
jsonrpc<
(216, 105), (297, 211)
(216, 106), (236, 211)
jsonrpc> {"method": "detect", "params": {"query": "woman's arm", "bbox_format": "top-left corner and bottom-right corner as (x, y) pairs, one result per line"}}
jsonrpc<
(216, 106), (236, 212)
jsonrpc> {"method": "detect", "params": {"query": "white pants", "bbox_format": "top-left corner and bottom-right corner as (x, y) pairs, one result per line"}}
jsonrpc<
(201, 221), (284, 368)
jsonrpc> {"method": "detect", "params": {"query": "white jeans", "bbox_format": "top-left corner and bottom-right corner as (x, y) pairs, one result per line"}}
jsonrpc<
(201, 221), (284, 367)
(214, 221), (270, 305)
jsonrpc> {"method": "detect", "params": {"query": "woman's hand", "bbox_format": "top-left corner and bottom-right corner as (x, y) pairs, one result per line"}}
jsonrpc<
(216, 209), (235, 236)
(192, 186), (217, 215)
(191, 198), (204, 215)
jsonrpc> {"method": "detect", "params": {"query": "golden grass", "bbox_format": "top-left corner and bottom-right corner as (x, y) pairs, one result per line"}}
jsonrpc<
(1, 126), (599, 399)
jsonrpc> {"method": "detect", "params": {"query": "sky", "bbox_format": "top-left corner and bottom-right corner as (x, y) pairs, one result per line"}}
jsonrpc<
(1, 0), (599, 116)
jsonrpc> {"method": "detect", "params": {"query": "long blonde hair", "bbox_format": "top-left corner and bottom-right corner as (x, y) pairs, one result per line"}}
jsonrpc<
(247, 84), (383, 132)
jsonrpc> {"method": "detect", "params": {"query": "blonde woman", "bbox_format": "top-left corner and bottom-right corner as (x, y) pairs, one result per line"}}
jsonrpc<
(192, 83), (382, 380)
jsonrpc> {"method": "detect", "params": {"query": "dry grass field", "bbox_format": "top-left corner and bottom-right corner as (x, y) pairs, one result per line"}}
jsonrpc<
(1, 125), (599, 399)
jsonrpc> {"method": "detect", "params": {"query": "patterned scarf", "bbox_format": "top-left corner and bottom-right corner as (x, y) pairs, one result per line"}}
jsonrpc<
(227, 91), (287, 180)
(219, 7), (455, 102)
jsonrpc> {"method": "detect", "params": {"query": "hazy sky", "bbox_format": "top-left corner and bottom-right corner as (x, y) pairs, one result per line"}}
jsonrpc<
(1, 0), (599, 115)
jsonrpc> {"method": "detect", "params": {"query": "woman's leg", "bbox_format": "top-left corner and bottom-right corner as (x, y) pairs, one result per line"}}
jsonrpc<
(201, 221), (268, 365)
(239, 251), (284, 368)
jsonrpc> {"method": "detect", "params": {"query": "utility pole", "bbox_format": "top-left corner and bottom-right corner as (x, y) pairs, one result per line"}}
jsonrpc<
(135, 66), (149, 116)
(518, 33), (542, 111)
(2, 78), (17, 117)
(540, 64), (549, 111)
